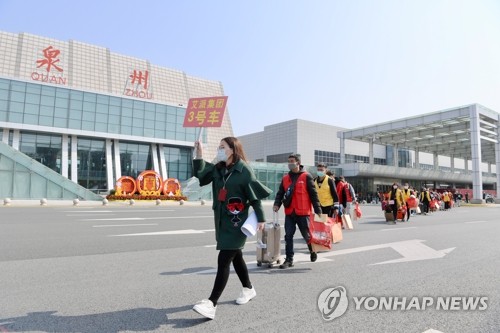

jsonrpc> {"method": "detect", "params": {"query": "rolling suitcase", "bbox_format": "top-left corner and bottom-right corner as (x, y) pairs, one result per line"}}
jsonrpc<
(256, 212), (281, 268)
(385, 211), (395, 222)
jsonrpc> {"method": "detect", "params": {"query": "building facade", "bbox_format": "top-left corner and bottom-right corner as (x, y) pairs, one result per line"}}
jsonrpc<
(0, 31), (233, 197)
(240, 116), (499, 202)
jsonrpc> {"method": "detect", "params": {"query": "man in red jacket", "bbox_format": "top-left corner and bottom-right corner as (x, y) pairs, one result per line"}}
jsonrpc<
(273, 154), (322, 269)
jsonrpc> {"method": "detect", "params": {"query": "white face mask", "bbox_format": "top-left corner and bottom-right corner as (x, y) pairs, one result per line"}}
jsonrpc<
(393, 185), (398, 189)
(217, 148), (228, 162)
(404, 186), (408, 189)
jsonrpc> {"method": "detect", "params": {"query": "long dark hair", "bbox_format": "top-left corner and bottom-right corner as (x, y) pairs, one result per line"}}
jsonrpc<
(216, 136), (247, 168)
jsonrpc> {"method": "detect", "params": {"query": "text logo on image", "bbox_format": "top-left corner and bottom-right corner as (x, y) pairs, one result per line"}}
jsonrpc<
(317, 286), (349, 321)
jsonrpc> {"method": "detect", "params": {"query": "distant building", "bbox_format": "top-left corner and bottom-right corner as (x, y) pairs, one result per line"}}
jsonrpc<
(240, 112), (499, 202)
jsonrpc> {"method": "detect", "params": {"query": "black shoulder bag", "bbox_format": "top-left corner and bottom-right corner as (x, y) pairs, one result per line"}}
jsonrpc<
(282, 175), (298, 208)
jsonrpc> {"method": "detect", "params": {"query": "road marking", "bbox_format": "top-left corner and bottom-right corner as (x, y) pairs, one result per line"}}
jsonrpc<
(325, 239), (455, 265)
(82, 216), (213, 221)
(109, 229), (214, 237)
(465, 221), (488, 224)
(65, 209), (175, 213)
(63, 210), (115, 213)
(422, 329), (444, 333)
(67, 214), (117, 216)
(85, 217), (145, 221)
(109, 209), (176, 212)
(381, 227), (417, 231)
(204, 239), (254, 248)
(186, 239), (456, 274)
(93, 223), (158, 228)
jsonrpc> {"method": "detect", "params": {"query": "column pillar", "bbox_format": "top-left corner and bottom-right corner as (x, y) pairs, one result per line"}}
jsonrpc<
(339, 132), (345, 164)
(414, 148), (420, 169)
(433, 152), (439, 171)
(12, 129), (20, 150)
(113, 139), (121, 180)
(470, 105), (483, 203)
(1, 128), (9, 144)
(151, 143), (160, 173)
(105, 139), (114, 190)
(369, 138), (374, 165)
(71, 135), (78, 183)
(61, 134), (69, 178)
(158, 144), (168, 179)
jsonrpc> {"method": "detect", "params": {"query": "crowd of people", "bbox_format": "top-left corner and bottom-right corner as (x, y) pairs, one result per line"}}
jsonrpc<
(191, 141), (363, 319)
(379, 184), (462, 223)
(190, 138), (474, 320)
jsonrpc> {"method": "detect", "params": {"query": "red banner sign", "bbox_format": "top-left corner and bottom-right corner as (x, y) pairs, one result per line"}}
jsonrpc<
(183, 96), (227, 127)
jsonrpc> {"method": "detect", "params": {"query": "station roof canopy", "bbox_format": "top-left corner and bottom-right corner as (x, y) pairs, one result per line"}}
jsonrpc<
(339, 104), (499, 165)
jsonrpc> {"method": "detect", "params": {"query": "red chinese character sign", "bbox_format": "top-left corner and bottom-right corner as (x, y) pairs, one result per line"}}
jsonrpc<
(183, 96), (228, 127)
(31, 45), (67, 85)
(36, 46), (63, 72)
(124, 69), (153, 100)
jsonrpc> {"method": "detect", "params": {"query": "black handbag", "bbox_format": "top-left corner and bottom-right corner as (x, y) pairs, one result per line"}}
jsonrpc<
(282, 177), (298, 208)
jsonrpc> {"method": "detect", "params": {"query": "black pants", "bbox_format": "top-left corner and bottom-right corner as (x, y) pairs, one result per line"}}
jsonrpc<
(391, 204), (399, 221)
(284, 214), (312, 261)
(422, 201), (429, 214)
(320, 205), (333, 217)
(208, 249), (252, 306)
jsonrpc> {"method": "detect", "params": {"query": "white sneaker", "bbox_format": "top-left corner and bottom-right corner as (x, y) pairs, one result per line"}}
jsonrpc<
(236, 287), (257, 305)
(193, 299), (216, 319)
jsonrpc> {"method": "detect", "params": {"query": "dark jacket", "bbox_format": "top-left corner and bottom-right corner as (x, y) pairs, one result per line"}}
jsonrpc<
(273, 166), (321, 215)
(193, 159), (271, 250)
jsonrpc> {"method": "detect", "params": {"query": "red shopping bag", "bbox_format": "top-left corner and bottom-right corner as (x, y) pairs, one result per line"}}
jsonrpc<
(407, 197), (418, 208)
(354, 203), (362, 218)
(397, 206), (406, 220)
(309, 214), (332, 249)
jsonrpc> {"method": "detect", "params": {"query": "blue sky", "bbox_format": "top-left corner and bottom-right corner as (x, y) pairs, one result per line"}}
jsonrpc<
(1, 0), (499, 136)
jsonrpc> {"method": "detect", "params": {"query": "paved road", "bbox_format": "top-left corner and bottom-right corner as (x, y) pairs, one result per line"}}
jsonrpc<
(0, 201), (498, 333)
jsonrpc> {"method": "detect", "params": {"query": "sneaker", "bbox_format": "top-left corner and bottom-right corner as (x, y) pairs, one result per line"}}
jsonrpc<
(279, 260), (294, 269)
(310, 252), (317, 262)
(193, 299), (216, 320)
(236, 287), (257, 305)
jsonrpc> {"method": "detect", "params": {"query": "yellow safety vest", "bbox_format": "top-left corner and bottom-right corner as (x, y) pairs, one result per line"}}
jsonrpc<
(315, 177), (333, 206)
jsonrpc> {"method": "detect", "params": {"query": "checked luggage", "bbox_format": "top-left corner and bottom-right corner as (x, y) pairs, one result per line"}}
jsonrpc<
(256, 212), (281, 268)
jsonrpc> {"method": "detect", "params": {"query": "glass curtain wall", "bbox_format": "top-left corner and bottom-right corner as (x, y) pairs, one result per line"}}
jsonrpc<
(119, 142), (153, 178)
(163, 146), (192, 181)
(78, 138), (107, 190)
(19, 132), (62, 173)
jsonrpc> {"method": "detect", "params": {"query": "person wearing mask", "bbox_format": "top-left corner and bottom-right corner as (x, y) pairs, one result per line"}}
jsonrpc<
(340, 176), (356, 216)
(402, 183), (413, 221)
(192, 137), (272, 320)
(334, 176), (346, 227)
(443, 191), (452, 210)
(420, 187), (432, 215)
(273, 154), (322, 269)
(314, 163), (340, 217)
(387, 182), (405, 223)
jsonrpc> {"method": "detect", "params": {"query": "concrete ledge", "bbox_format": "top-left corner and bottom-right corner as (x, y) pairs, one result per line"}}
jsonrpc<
(470, 199), (484, 204)
(0, 199), (276, 207)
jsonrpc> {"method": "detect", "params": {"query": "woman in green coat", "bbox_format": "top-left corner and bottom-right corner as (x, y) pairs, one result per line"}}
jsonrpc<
(192, 136), (271, 320)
